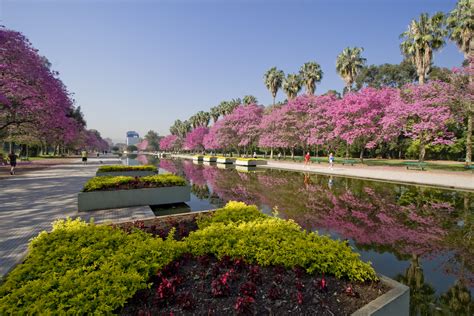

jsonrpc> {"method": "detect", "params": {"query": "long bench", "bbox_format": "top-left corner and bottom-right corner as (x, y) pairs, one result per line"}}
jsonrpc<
(404, 161), (427, 170)
(465, 164), (474, 172)
(341, 159), (360, 166)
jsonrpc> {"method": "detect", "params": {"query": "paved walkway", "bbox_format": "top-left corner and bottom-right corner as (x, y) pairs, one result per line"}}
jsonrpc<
(172, 154), (474, 191)
(0, 158), (154, 278)
(264, 161), (474, 191)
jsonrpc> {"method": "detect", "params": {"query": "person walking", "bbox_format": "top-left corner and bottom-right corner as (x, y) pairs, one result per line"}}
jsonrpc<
(329, 152), (334, 170)
(81, 150), (88, 165)
(304, 152), (310, 166)
(8, 151), (17, 175)
(253, 151), (257, 159)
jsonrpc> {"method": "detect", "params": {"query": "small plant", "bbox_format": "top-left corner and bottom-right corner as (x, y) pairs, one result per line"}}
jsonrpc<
(177, 291), (195, 311)
(268, 285), (281, 300)
(296, 291), (304, 305)
(239, 281), (257, 297)
(248, 265), (262, 285)
(234, 295), (255, 314)
(211, 271), (232, 297)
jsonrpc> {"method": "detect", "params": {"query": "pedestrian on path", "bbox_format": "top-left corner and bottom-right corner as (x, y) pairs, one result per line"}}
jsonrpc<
(8, 151), (17, 175)
(81, 150), (88, 165)
(304, 152), (310, 166)
(329, 152), (334, 170)
(253, 151), (257, 159)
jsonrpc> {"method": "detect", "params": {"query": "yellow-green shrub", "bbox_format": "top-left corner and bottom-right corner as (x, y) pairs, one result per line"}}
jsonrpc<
(97, 165), (157, 172)
(186, 214), (377, 282)
(196, 201), (267, 229)
(82, 174), (186, 192)
(0, 218), (185, 314)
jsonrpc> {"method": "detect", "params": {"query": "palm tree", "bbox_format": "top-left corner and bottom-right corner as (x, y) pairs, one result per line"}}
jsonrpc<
(197, 111), (210, 127)
(336, 47), (366, 93)
(299, 61), (323, 95)
(447, 0), (473, 63)
(189, 114), (198, 129)
(210, 106), (220, 123)
(447, 0), (473, 166)
(400, 12), (446, 85)
(282, 73), (302, 100)
(242, 95), (258, 105)
(264, 67), (285, 105)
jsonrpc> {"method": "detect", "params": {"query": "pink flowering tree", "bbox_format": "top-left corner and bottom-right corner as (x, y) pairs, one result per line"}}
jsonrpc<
(330, 88), (398, 160)
(159, 135), (181, 152)
(223, 104), (263, 154)
(184, 126), (209, 152)
(383, 82), (456, 161)
(305, 94), (338, 154)
(136, 139), (148, 152)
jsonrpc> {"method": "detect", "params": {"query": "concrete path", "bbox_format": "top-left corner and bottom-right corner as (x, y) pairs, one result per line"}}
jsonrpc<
(264, 161), (474, 191)
(0, 158), (154, 279)
(172, 154), (474, 191)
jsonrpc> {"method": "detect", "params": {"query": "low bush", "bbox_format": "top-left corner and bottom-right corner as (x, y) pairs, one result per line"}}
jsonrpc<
(0, 202), (378, 314)
(196, 201), (267, 229)
(0, 218), (185, 314)
(82, 174), (187, 192)
(97, 165), (157, 173)
(235, 158), (266, 161)
(187, 206), (377, 282)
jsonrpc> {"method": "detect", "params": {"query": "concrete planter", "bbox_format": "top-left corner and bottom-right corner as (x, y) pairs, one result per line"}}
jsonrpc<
(235, 159), (267, 166)
(203, 156), (217, 162)
(203, 161), (217, 166)
(192, 155), (204, 161)
(216, 157), (236, 164)
(352, 275), (409, 316)
(95, 170), (157, 177)
(217, 164), (235, 170)
(235, 166), (265, 173)
(78, 186), (191, 211)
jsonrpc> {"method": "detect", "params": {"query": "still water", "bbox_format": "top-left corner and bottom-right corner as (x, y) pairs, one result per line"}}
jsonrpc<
(127, 155), (473, 315)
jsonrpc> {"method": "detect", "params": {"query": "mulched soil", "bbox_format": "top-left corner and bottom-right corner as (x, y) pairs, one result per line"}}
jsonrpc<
(115, 214), (389, 316)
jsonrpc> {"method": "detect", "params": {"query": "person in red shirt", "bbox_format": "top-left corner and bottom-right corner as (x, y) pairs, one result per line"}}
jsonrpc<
(304, 152), (310, 166)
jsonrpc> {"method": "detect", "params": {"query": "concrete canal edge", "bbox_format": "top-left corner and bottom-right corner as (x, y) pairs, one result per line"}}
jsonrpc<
(78, 186), (191, 211)
(352, 275), (409, 316)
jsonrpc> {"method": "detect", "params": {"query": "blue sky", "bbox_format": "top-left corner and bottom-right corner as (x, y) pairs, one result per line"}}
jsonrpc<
(0, 0), (464, 143)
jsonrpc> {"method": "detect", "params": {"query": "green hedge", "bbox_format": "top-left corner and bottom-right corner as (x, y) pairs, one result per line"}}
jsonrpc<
(97, 165), (157, 173)
(82, 174), (187, 192)
(0, 202), (377, 314)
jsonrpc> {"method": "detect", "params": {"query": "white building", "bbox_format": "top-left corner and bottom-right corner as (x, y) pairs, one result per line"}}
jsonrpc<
(126, 131), (139, 146)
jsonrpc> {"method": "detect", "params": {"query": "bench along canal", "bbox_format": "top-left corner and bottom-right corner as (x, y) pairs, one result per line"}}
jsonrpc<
(124, 155), (473, 315)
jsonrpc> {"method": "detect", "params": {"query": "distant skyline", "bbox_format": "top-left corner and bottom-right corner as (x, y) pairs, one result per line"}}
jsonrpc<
(0, 0), (464, 143)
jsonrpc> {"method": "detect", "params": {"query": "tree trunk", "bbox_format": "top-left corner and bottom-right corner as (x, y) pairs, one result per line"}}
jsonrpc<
(418, 72), (425, 85)
(291, 147), (294, 159)
(466, 109), (472, 166)
(316, 144), (319, 157)
(273, 95), (276, 106)
(270, 147), (273, 159)
(359, 147), (364, 162)
(345, 144), (350, 159)
(419, 141), (426, 162)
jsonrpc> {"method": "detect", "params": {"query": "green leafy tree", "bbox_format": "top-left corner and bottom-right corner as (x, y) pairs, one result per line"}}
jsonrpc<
(336, 47), (366, 93)
(400, 12), (447, 85)
(355, 59), (418, 89)
(299, 61), (323, 95)
(282, 73), (302, 100)
(264, 67), (285, 105)
(144, 130), (160, 151)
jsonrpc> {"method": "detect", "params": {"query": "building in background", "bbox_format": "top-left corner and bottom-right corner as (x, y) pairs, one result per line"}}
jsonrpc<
(126, 131), (139, 146)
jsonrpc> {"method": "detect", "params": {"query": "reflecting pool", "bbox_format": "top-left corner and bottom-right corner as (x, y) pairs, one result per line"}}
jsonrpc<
(128, 155), (474, 315)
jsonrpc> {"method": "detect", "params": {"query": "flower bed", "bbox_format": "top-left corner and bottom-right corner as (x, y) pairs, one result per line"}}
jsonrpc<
(203, 156), (218, 162)
(216, 157), (236, 164)
(82, 174), (186, 192)
(235, 158), (267, 166)
(78, 174), (190, 211)
(0, 202), (390, 314)
(96, 165), (158, 177)
(192, 155), (204, 161)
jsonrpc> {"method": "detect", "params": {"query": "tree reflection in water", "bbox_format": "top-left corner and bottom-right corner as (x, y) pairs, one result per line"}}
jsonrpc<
(155, 158), (473, 314)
